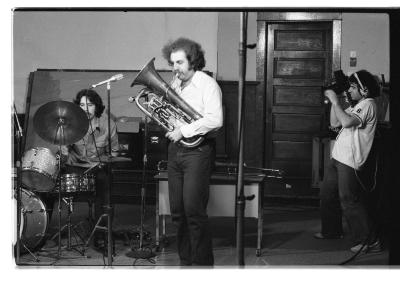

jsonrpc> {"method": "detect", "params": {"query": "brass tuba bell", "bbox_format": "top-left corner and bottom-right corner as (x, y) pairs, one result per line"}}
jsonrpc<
(130, 58), (204, 148)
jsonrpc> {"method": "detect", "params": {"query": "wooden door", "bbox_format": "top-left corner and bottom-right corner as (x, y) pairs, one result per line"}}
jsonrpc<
(264, 22), (332, 194)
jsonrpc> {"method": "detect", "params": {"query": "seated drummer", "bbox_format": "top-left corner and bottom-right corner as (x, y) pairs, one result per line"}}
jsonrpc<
(61, 89), (119, 247)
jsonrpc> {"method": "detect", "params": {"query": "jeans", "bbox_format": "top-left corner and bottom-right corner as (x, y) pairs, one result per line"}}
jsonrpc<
(167, 140), (215, 266)
(320, 159), (371, 244)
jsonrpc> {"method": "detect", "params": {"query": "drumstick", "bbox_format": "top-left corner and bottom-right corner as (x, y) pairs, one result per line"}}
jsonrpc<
(83, 162), (100, 174)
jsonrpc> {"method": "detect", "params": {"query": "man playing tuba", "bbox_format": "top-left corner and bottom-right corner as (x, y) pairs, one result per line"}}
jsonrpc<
(161, 37), (223, 266)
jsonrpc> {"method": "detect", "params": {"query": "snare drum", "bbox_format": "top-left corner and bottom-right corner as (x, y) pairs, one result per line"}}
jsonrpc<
(19, 188), (49, 252)
(21, 147), (58, 192)
(55, 173), (96, 193)
(58, 173), (80, 193)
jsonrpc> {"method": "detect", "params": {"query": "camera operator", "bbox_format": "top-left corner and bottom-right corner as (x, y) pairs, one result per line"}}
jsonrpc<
(314, 70), (381, 253)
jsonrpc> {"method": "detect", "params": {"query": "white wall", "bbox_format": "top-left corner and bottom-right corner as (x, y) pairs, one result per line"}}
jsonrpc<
(217, 12), (257, 81)
(341, 13), (390, 79)
(13, 11), (219, 113)
(217, 12), (390, 82)
(12, 11), (390, 112)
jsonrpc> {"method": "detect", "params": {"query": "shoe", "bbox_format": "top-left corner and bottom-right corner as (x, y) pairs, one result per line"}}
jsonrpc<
(350, 240), (382, 253)
(314, 232), (343, 239)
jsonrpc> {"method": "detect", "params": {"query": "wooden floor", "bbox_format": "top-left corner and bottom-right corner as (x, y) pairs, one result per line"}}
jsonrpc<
(15, 201), (389, 267)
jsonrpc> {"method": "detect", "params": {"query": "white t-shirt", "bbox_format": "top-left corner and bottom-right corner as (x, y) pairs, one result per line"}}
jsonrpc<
(332, 98), (377, 170)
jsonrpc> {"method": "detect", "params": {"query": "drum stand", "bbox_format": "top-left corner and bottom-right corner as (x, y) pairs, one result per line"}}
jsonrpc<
(50, 196), (87, 255)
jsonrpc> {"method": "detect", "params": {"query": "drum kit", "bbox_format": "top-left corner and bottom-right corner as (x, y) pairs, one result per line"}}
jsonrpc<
(16, 100), (95, 260)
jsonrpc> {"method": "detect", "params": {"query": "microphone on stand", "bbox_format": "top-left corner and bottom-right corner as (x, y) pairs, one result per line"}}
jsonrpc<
(91, 74), (124, 88)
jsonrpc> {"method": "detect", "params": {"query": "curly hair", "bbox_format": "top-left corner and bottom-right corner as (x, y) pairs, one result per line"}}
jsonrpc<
(349, 70), (380, 99)
(161, 37), (206, 71)
(73, 89), (105, 118)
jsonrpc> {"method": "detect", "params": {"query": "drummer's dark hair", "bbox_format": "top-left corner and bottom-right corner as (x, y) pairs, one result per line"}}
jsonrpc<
(74, 89), (105, 117)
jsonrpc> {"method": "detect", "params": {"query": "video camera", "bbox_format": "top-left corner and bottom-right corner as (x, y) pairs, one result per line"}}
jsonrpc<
(323, 70), (350, 95)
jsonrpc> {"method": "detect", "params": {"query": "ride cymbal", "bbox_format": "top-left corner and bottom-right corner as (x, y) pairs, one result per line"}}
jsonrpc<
(33, 100), (89, 145)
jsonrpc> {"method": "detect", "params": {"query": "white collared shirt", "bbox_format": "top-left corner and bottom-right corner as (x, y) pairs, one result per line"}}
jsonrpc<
(171, 71), (223, 138)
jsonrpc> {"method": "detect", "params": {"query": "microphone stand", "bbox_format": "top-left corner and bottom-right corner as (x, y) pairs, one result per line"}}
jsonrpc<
(84, 83), (114, 266)
(236, 12), (254, 266)
(125, 101), (156, 264)
(13, 105), (22, 263)
(12, 105), (38, 263)
(105, 81), (113, 266)
(13, 105), (42, 263)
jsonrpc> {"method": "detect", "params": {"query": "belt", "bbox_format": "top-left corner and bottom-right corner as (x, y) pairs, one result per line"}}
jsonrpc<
(169, 138), (215, 150)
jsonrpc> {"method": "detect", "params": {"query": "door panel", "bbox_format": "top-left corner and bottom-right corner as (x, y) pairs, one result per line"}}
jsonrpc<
(275, 30), (326, 51)
(274, 86), (323, 106)
(274, 58), (325, 78)
(265, 22), (332, 193)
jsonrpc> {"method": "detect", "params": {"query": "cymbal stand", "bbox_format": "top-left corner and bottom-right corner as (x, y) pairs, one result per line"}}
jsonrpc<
(125, 112), (155, 265)
(48, 118), (88, 263)
(13, 105), (40, 263)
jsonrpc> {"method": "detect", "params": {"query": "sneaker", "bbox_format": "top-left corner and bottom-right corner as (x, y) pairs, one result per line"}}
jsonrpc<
(350, 240), (382, 253)
(314, 232), (344, 239)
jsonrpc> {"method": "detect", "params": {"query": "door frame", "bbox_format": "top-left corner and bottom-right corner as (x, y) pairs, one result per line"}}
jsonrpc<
(256, 12), (342, 169)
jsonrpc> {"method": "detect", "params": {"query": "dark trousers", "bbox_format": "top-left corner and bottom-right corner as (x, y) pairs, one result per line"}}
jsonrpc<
(320, 159), (371, 244)
(167, 140), (215, 266)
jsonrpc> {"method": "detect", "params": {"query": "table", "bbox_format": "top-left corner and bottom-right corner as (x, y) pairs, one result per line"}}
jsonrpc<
(154, 171), (267, 256)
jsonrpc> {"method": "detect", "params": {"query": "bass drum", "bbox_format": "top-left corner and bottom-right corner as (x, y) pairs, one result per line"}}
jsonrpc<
(19, 188), (49, 252)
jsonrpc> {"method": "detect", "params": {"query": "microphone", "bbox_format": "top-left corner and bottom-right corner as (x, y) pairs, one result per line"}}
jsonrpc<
(91, 74), (124, 88)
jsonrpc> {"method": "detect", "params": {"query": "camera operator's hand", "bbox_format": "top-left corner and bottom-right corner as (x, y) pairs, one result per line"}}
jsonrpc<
(324, 89), (339, 105)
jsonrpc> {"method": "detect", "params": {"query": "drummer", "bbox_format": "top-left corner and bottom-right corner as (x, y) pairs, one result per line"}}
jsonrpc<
(61, 88), (119, 249)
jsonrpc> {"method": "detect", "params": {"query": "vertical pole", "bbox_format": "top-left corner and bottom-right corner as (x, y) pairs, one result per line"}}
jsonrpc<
(139, 114), (148, 249)
(107, 82), (112, 156)
(106, 82), (113, 266)
(236, 11), (248, 267)
(13, 106), (22, 264)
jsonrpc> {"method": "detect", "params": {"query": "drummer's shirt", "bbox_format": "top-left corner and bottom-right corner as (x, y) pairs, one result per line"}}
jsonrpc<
(66, 114), (119, 164)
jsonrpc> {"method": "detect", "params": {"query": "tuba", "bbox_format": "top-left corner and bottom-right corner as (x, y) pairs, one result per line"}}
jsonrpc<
(130, 58), (204, 148)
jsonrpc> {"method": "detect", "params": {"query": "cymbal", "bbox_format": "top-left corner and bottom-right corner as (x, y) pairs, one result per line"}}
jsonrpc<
(33, 100), (89, 145)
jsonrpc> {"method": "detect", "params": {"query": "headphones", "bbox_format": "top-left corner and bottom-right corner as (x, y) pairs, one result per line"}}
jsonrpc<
(353, 72), (368, 97)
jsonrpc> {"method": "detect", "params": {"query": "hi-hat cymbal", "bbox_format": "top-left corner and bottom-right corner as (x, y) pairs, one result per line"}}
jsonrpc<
(33, 100), (89, 145)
